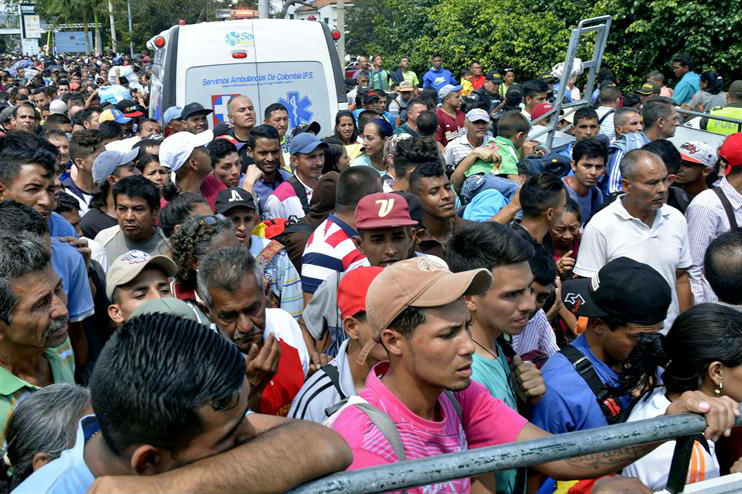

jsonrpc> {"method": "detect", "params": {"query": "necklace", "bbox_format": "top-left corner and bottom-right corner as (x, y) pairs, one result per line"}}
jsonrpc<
(472, 338), (498, 360)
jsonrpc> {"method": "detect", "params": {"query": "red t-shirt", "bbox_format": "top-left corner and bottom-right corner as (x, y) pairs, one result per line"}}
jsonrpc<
(471, 75), (486, 90)
(259, 340), (305, 416)
(200, 175), (227, 211)
(435, 108), (465, 147)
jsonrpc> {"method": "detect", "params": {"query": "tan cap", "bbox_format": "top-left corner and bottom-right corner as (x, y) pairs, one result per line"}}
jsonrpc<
(360, 257), (492, 362)
(106, 250), (177, 300)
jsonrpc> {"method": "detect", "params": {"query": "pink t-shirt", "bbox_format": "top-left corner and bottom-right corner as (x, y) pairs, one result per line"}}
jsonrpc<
(330, 363), (528, 494)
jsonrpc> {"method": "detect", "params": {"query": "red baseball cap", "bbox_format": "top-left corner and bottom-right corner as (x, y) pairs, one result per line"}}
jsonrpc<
(354, 192), (418, 230)
(719, 133), (742, 174)
(531, 103), (555, 122)
(338, 266), (384, 320)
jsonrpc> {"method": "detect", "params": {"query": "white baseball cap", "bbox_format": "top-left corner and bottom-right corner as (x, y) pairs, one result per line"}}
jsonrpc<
(159, 129), (214, 172)
(678, 141), (718, 168)
(49, 99), (68, 115)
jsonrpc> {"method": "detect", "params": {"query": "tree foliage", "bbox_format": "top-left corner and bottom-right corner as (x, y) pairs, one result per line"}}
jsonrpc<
(346, 0), (741, 90)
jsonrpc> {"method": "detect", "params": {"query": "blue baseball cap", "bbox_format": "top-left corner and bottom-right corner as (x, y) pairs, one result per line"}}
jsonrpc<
(438, 84), (462, 100)
(163, 106), (183, 126)
(290, 132), (329, 155)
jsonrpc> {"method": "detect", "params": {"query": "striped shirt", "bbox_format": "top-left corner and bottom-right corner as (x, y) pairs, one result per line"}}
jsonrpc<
(301, 214), (367, 294)
(288, 339), (355, 422)
(263, 177), (313, 220)
(250, 236), (303, 319)
(604, 132), (650, 196)
(685, 178), (742, 304)
(511, 309), (560, 357)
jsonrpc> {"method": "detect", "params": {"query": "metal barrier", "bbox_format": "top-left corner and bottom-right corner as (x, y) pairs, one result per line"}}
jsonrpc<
(289, 405), (742, 494)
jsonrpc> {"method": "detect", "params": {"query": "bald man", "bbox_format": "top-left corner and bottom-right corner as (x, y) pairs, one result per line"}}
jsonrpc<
(575, 149), (692, 333)
(227, 95), (258, 166)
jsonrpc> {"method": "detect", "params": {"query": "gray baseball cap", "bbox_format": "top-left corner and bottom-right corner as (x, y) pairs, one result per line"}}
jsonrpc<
(92, 148), (139, 186)
(130, 297), (206, 324)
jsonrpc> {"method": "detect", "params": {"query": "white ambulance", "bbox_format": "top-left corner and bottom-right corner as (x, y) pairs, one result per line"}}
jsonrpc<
(147, 19), (346, 137)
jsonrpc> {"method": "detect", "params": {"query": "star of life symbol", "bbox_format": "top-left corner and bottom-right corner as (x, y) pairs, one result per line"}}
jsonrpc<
(279, 91), (313, 129)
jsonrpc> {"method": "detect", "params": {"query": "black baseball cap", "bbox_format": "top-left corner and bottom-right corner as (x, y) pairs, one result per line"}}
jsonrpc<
(215, 187), (257, 215)
(181, 102), (213, 120)
(485, 71), (503, 83)
(562, 257), (671, 326)
(115, 99), (143, 118)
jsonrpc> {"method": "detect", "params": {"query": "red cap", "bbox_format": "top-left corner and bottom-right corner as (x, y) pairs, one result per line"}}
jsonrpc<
(354, 193), (418, 230)
(338, 266), (384, 320)
(531, 103), (555, 122)
(719, 133), (742, 174)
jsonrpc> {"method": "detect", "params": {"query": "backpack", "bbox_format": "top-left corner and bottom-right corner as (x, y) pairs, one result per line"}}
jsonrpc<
(287, 175), (310, 215)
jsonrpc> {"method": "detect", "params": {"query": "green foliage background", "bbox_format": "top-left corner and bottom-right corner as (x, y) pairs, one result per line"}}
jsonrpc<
(347, 0), (742, 90)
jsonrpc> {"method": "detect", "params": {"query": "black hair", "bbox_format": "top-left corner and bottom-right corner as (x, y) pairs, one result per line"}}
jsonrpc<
(408, 161), (445, 195)
(598, 86), (620, 104)
(642, 96), (674, 130)
(700, 72), (724, 95)
(573, 138), (608, 164)
(563, 197), (582, 223)
(520, 172), (565, 219)
(335, 166), (382, 211)
(663, 303), (741, 394)
(79, 106), (102, 125)
(597, 69), (616, 84)
(158, 192), (210, 238)
(90, 313), (245, 455)
(99, 121), (123, 140)
(206, 138), (238, 166)
(406, 97), (430, 112)
(622, 93), (641, 109)
(133, 137), (162, 153)
(0, 200), (48, 236)
(393, 137), (439, 180)
(357, 110), (378, 135)
(322, 143), (347, 174)
(135, 153), (161, 173)
(69, 129), (102, 162)
(497, 110), (530, 139)
(112, 175), (160, 211)
(388, 306), (427, 338)
(264, 102), (288, 121)
(420, 88), (439, 109)
(44, 113), (71, 129)
(40, 129), (68, 142)
(416, 110), (438, 137)
(0, 131), (58, 185)
(704, 231), (742, 305)
(642, 139), (683, 175)
(333, 110), (359, 144)
(447, 221), (535, 273)
(672, 53), (694, 70)
(247, 123), (280, 149)
(574, 107), (599, 125)
(54, 192), (80, 214)
(531, 249), (558, 287)
(522, 80), (548, 101)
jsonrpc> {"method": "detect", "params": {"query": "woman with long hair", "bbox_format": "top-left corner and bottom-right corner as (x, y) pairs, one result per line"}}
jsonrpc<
(622, 303), (741, 491)
(349, 118), (394, 177)
(330, 110), (358, 145)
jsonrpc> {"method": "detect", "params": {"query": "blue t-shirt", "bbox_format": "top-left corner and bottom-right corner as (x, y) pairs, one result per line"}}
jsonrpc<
(12, 416), (98, 494)
(531, 334), (632, 434)
(51, 238), (95, 323)
(422, 67), (457, 93)
(565, 182), (603, 224)
(49, 212), (77, 237)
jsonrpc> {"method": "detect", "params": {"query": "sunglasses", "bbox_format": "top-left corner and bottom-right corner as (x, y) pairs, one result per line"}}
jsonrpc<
(198, 214), (226, 227)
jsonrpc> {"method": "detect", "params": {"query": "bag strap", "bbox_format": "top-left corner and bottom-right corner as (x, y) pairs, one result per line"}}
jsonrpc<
(713, 187), (739, 231)
(559, 346), (624, 422)
(598, 109), (615, 124)
(320, 364), (348, 400)
(442, 390), (462, 421)
(287, 176), (310, 214)
(354, 403), (407, 462)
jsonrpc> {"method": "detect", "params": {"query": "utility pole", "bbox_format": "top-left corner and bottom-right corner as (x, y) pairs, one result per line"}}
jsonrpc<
(259, 0), (270, 18)
(126, 0), (134, 58)
(336, 0), (345, 63)
(108, 0), (117, 54)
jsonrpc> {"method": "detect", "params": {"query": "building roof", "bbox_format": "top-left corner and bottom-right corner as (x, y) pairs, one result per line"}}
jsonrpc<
(296, 0), (353, 13)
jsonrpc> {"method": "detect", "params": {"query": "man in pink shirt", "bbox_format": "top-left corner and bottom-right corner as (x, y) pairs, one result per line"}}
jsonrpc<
(328, 257), (739, 494)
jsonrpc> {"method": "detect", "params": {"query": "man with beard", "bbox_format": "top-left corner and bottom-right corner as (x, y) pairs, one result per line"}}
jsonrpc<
(0, 231), (75, 440)
(197, 246), (308, 416)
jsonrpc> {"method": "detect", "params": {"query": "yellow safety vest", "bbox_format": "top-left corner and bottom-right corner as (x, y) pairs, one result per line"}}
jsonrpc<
(707, 106), (742, 136)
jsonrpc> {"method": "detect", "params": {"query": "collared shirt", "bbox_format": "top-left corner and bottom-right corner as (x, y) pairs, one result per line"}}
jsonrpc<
(60, 176), (93, 216)
(512, 309), (560, 357)
(685, 177), (742, 303)
(12, 415), (98, 494)
(672, 71), (700, 105)
(95, 226), (170, 268)
(435, 108), (465, 147)
(288, 339), (356, 422)
(263, 175), (313, 220)
(249, 235), (303, 319)
(300, 214), (366, 294)
(443, 134), (495, 173)
(574, 197), (692, 332)
(0, 339), (75, 446)
(245, 168), (291, 212)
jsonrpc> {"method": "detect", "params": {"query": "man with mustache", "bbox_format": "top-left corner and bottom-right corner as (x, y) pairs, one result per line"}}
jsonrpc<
(196, 246), (308, 416)
(0, 230), (74, 443)
(575, 149), (693, 332)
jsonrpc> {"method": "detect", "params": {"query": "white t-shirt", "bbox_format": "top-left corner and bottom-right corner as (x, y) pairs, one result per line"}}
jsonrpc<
(264, 308), (309, 377)
(574, 197), (692, 332)
(596, 106), (616, 140)
(622, 387), (719, 491)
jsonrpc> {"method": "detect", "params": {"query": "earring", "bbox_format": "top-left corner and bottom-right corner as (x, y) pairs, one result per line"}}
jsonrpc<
(715, 380), (723, 396)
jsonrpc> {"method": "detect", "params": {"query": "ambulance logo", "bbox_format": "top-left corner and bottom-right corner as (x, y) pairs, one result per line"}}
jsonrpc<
(279, 91), (313, 129)
(211, 94), (241, 126)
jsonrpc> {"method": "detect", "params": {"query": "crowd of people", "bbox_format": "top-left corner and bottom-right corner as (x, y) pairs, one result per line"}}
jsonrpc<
(0, 48), (739, 494)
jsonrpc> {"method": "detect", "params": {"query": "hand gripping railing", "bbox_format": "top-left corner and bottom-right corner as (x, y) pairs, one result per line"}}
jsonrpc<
(289, 405), (742, 494)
